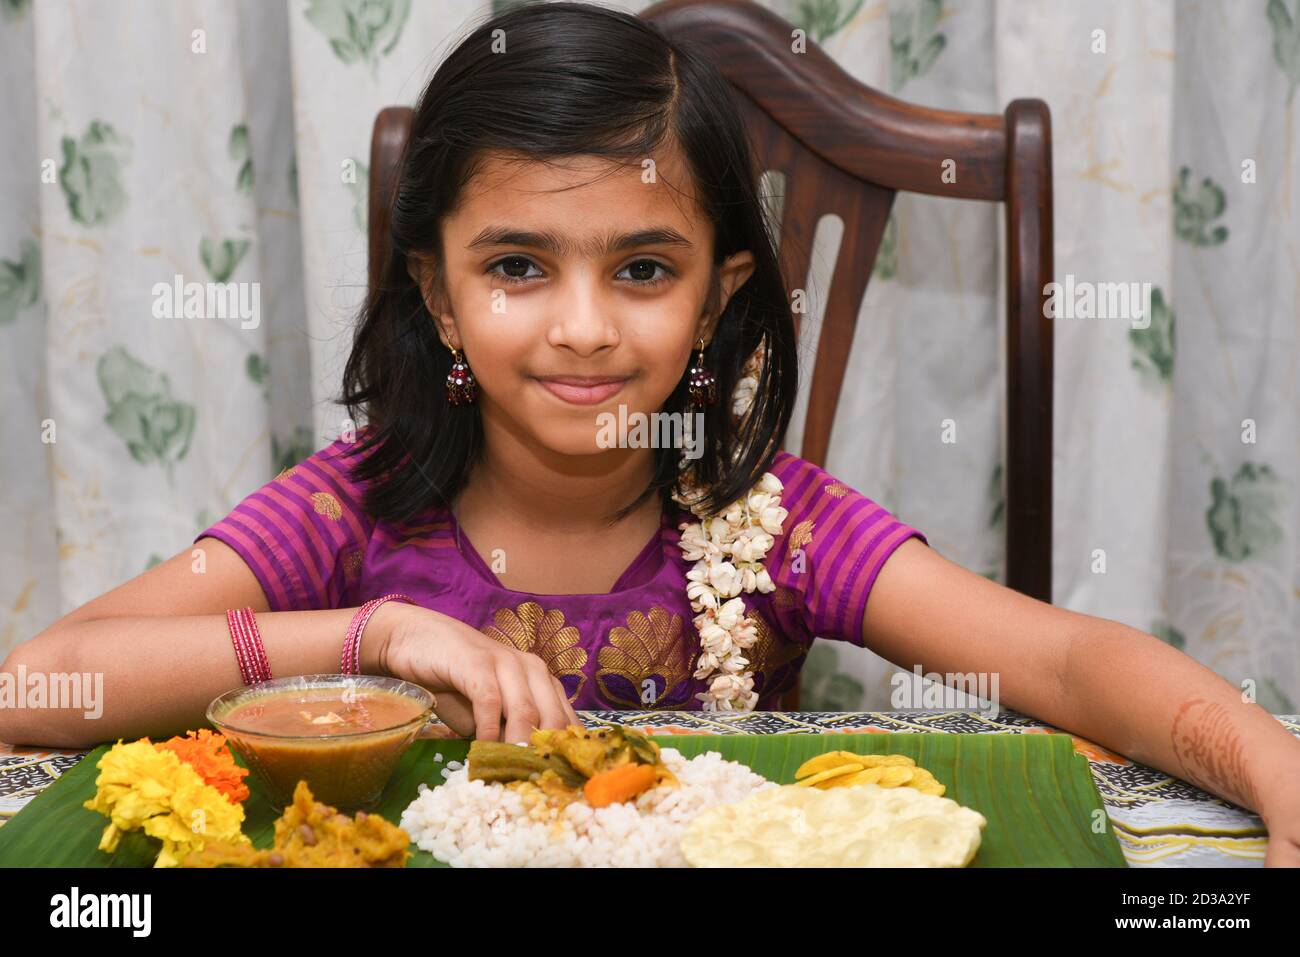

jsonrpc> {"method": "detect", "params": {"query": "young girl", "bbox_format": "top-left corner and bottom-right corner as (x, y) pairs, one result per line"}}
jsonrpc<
(2, 1), (1297, 862)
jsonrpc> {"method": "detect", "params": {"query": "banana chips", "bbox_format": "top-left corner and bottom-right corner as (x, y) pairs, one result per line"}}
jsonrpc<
(793, 750), (946, 796)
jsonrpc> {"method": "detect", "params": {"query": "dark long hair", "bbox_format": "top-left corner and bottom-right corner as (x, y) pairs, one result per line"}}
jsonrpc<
(340, 0), (797, 527)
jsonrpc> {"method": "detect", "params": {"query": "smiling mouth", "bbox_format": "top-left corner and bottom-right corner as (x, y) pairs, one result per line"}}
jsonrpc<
(532, 375), (631, 405)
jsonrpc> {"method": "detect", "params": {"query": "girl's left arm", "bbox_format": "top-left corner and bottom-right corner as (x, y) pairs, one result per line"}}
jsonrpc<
(862, 538), (1300, 866)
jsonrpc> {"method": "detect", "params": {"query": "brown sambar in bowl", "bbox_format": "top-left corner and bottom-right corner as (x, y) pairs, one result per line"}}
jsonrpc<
(208, 675), (435, 811)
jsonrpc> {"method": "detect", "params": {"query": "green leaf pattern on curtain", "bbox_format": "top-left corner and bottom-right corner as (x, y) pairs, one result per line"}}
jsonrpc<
(1129, 286), (1175, 390)
(58, 120), (130, 227)
(199, 237), (251, 283)
(96, 346), (196, 483)
(273, 426), (318, 474)
(1206, 464), (1287, 563)
(229, 123), (254, 196)
(0, 0), (31, 25)
(792, 0), (868, 44)
(889, 0), (946, 92)
(0, 239), (40, 326)
(1267, 0), (1300, 104)
(304, 0), (412, 75)
(1173, 167), (1228, 247)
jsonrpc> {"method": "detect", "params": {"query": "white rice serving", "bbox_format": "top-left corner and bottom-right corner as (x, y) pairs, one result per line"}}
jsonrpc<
(400, 747), (776, 867)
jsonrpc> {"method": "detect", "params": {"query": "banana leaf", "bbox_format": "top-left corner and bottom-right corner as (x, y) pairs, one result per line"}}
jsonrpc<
(0, 732), (1125, 867)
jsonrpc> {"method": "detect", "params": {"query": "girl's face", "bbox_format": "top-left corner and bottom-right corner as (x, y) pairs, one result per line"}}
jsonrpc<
(411, 145), (755, 460)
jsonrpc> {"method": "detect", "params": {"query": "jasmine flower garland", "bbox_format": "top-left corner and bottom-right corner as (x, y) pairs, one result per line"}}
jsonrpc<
(671, 346), (786, 711)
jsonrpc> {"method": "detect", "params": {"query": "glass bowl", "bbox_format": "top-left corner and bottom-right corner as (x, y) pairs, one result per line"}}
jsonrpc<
(207, 674), (435, 811)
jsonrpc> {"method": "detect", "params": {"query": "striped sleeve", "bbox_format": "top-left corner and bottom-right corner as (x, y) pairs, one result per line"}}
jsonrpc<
(193, 438), (375, 612)
(765, 451), (927, 647)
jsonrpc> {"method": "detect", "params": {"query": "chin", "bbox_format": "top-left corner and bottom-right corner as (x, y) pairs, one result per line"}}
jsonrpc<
(534, 421), (626, 458)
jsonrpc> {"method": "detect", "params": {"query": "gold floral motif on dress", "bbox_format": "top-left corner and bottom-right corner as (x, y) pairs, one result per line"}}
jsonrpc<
(596, 606), (694, 709)
(745, 611), (807, 684)
(788, 518), (814, 551)
(275, 466), (297, 483)
(480, 601), (588, 702)
(310, 491), (342, 520)
(823, 482), (848, 498)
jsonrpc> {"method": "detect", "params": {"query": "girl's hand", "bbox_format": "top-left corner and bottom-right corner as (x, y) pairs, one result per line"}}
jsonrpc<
(1262, 789), (1300, 867)
(377, 604), (581, 742)
(1264, 826), (1300, 867)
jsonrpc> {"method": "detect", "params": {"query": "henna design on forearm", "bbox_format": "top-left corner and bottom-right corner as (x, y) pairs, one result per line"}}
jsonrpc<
(1169, 697), (1259, 812)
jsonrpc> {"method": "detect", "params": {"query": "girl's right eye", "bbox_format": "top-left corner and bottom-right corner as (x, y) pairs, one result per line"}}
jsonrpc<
(487, 256), (542, 284)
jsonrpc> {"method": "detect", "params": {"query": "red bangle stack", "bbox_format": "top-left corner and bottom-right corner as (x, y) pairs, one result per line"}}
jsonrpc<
(341, 594), (415, 675)
(226, 607), (273, 685)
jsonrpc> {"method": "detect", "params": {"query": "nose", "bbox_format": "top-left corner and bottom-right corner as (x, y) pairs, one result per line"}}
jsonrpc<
(545, 269), (620, 357)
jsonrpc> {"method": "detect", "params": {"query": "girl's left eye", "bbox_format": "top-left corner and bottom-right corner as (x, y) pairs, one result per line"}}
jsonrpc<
(616, 259), (674, 286)
(485, 257), (674, 286)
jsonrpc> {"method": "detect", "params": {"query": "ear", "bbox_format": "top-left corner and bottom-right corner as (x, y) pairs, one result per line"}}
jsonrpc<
(407, 252), (460, 350)
(695, 250), (756, 344)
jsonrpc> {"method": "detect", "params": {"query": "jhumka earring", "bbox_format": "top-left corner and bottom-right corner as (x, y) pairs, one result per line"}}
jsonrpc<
(686, 338), (717, 410)
(446, 346), (478, 405)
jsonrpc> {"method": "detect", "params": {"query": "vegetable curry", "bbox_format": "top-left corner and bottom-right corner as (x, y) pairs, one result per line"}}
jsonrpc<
(468, 725), (679, 808)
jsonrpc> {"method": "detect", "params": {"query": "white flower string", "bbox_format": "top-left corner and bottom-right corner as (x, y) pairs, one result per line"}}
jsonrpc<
(671, 346), (785, 711)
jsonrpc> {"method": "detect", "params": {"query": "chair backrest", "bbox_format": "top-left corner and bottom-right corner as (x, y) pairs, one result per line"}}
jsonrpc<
(368, 0), (1054, 709)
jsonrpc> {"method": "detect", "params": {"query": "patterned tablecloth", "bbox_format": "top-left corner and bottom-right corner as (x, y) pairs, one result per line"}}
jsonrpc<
(3, 708), (1294, 867)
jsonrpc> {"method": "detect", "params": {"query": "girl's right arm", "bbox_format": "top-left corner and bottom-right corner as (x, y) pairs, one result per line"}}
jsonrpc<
(0, 537), (578, 749)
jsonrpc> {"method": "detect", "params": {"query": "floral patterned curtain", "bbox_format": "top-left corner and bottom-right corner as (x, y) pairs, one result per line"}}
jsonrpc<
(2, 0), (1297, 713)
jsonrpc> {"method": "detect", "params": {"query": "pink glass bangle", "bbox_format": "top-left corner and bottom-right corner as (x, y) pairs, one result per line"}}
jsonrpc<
(225, 609), (255, 684)
(341, 594), (415, 676)
(226, 609), (255, 684)
(233, 608), (272, 684)
(226, 607), (273, 685)
(248, 611), (272, 681)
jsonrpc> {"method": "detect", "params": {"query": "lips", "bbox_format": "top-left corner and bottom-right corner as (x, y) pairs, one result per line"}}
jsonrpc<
(534, 375), (630, 405)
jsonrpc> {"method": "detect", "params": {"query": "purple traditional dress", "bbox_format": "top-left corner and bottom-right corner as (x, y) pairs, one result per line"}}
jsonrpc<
(196, 435), (927, 710)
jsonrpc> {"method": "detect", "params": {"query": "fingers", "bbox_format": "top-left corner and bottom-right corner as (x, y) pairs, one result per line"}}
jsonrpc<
(388, 618), (574, 741)
(494, 656), (542, 744)
(467, 653), (503, 742)
(521, 658), (572, 731)
(429, 689), (476, 738)
(447, 642), (580, 742)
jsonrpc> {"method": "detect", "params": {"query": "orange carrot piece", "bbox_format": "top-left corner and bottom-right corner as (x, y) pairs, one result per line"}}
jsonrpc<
(583, 763), (659, 808)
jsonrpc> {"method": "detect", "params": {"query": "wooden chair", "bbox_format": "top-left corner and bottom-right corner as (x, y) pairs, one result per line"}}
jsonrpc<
(367, 0), (1054, 711)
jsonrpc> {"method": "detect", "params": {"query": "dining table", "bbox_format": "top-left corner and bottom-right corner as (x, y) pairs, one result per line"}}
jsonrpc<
(2, 706), (1294, 867)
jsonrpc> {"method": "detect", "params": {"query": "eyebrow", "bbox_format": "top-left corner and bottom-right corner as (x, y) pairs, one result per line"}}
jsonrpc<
(466, 226), (694, 257)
